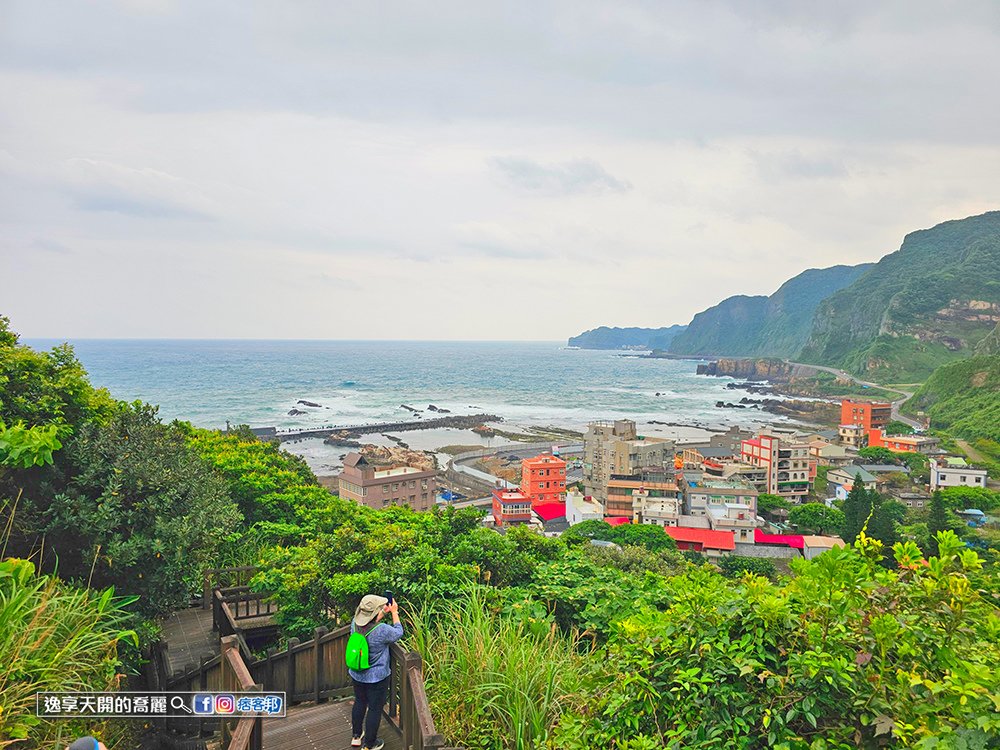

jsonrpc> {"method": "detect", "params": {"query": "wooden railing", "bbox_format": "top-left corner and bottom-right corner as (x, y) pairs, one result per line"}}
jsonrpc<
(162, 567), (460, 750)
(203, 565), (258, 608)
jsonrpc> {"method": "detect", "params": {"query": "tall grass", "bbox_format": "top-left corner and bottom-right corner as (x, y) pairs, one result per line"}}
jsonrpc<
(409, 585), (589, 750)
(0, 557), (136, 748)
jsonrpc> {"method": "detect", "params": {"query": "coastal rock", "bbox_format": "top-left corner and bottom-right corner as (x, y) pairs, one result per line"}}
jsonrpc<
(697, 358), (812, 382)
(297, 400), (322, 408)
(358, 444), (436, 472)
(400, 404), (422, 413)
(288, 408), (307, 416)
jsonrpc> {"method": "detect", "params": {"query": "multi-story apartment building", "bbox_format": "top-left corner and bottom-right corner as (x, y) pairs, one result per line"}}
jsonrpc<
(583, 419), (674, 502)
(606, 471), (679, 521)
(491, 487), (532, 527)
(930, 457), (988, 490)
(521, 454), (567, 506)
(840, 399), (892, 433)
(338, 452), (437, 511)
(583, 419), (637, 500)
(740, 431), (815, 503)
(679, 476), (758, 517)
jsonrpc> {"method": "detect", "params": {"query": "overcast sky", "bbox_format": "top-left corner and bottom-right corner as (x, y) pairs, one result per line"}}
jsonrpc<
(2, 1), (1000, 340)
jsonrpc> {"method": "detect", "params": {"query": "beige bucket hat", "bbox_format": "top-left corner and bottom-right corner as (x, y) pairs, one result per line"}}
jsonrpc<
(354, 594), (389, 627)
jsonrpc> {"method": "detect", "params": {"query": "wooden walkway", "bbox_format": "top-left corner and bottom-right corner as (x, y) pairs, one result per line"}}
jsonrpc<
(263, 700), (403, 750)
(159, 607), (217, 673)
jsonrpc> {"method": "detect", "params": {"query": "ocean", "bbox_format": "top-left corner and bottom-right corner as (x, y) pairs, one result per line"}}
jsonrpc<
(25, 340), (789, 474)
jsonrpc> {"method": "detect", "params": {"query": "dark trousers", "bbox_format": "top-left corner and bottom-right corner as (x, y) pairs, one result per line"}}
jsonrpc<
(352, 676), (389, 746)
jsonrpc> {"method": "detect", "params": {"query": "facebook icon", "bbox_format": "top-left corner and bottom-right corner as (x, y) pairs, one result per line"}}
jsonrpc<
(192, 694), (215, 715)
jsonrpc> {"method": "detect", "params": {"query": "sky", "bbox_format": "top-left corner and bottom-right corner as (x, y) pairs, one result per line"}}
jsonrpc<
(2, 1), (1000, 341)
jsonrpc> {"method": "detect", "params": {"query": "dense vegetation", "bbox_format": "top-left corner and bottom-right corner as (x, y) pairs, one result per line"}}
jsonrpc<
(567, 325), (687, 350)
(906, 355), (1000, 442)
(667, 264), (871, 357)
(801, 211), (1000, 381)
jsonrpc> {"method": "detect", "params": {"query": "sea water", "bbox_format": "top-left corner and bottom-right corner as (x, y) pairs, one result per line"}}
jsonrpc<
(26, 339), (787, 473)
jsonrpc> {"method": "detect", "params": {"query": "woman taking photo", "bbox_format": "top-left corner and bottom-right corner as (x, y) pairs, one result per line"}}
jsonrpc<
(348, 594), (403, 750)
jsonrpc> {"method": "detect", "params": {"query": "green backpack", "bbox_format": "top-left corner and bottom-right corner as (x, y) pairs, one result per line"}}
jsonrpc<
(345, 628), (371, 670)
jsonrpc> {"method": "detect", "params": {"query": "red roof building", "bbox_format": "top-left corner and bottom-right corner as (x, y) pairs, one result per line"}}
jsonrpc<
(532, 501), (567, 522)
(754, 528), (804, 549)
(605, 516), (631, 527)
(663, 527), (735, 556)
(491, 487), (532, 528)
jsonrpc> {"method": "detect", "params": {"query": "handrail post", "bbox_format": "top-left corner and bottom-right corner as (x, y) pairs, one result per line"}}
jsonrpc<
(203, 568), (214, 610)
(401, 651), (420, 750)
(287, 637), (299, 705)
(313, 626), (327, 703)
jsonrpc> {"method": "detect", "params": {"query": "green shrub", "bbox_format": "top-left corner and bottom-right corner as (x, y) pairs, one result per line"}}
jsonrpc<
(409, 585), (589, 750)
(0, 558), (136, 746)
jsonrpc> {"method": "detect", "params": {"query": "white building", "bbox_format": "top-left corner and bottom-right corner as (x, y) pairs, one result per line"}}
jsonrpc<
(930, 457), (988, 490)
(633, 491), (680, 527)
(706, 503), (756, 543)
(565, 490), (604, 526)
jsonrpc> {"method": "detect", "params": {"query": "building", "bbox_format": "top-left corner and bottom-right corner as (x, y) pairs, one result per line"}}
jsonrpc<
(606, 471), (679, 521)
(827, 465), (879, 501)
(890, 490), (932, 509)
(680, 476), (759, 517)
(491, 487), (532, 527)
(583, 419), (637, 500)
(802, 535), (843, 560)
(740, 431), (815, 503)
(706, 503), (757, 542)
(566, 490), (604, 526)
(663, 527), (736, 557)
(868, 429), (941, 455)
(338, 452), (437, 511)
(520, 454), (567, 506)
(633, 491), (680, 527)
(809, 440), (852, 467)
(532, 501), (569, 536)
(838, 424), (868, 448)
(583, 419), (674, 502)
(930, 457), (988, 490)
(841, 399), (892, 433)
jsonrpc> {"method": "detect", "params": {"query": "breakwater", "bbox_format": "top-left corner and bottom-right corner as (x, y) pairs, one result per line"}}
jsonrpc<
(266, 413), (503, 443)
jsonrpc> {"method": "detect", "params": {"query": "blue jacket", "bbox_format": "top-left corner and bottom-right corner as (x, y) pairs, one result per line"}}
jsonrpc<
(348, 620), (404, 683)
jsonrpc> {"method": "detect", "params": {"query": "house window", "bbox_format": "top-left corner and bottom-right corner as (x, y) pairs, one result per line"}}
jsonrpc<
(960, 476), (967, 482)
(383, 484), (390, 493)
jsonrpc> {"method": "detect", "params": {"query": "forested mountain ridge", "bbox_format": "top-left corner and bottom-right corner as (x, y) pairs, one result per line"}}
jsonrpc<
(568, 324), (687, 349)
(799, 211), (1000, 381)
(666, 264), (872, 356)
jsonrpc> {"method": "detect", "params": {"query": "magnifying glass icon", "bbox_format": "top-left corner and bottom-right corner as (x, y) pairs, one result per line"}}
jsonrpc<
(171, 696), (193, 714)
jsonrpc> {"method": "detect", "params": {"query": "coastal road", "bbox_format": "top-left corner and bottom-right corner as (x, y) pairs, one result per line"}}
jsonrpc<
(783, 360), (922, 430)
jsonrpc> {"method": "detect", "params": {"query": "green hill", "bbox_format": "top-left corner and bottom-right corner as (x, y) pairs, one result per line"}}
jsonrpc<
(799, 212), (1000, 382)
(668, 264), (871, 356)
(905, 355), (1000, 442)
(975, 321), (1000, 355)
(568, 324), (687, 350)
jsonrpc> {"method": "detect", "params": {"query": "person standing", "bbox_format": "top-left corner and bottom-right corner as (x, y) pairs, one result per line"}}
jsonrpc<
(349, 594), (403, 750)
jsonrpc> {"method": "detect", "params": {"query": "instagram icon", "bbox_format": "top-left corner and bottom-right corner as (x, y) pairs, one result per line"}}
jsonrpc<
(215, 694), (236, 714)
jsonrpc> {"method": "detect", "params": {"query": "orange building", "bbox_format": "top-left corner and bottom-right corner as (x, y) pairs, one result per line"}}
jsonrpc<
(867, 429), (941, 455)
(840, 399), (892, 432)
(520, 454), (567, 506)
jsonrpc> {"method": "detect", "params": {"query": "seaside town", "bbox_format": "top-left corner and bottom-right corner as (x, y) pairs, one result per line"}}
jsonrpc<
(327, 395), (992, 565)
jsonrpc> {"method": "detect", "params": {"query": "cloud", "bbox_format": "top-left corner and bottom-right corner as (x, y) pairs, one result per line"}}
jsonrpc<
(491, 157), (632, 195)
(753, 149), (850, 181)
